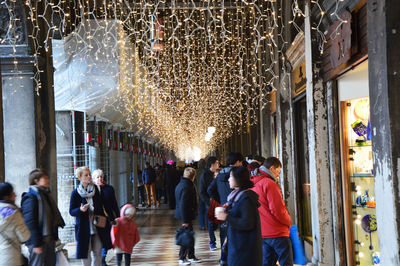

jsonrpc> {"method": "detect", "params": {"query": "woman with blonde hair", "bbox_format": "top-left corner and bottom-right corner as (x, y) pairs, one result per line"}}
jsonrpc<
(69, 167), (112, 266)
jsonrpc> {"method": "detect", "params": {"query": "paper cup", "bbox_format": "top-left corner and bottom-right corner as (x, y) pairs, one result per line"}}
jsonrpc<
(215, 207), (224, 215)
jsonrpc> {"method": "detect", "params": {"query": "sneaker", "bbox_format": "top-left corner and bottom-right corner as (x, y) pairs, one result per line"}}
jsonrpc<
(188, 257), (202, 263)
(178, 259), (191, 265)
(210, 243), (217, 251)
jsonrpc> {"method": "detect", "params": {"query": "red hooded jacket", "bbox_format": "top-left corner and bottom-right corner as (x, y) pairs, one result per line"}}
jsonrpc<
(111, 204), (140, 253)
(251, 169), (291, 238)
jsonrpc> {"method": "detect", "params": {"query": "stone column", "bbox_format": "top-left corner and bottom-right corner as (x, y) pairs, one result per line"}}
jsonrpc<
(367, 0), (400, 264)
(304, 1), (334, 265)
(1, 1), (56, 201)
(0, 62), (4, 183)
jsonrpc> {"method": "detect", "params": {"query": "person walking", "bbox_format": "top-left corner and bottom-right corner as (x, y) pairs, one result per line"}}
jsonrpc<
(92, 169), (120, 266)
(165, 163), (179, 209)
(175, 167), (202, 265)
(142, 162), (157, 207)
(207, 152), (244, 265)
(154, 164), (164, 207)
(195, 159), (206, 230)
(69, 166), (113, 266)
(21, 169), (65, 266)
(111, 204), (140, 266)
(0, 182), (31, 266)
(215, 166), (262, 266)
(199, 156), (220, 251)
(251, 157), (293, 266)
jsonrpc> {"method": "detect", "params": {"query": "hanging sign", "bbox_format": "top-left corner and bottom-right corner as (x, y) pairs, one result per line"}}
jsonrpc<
(291, 60), (306, 98)
(329, 11), (352, 69)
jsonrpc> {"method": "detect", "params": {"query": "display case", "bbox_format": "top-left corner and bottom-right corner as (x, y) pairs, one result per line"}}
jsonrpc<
(341, 97), (380, 266)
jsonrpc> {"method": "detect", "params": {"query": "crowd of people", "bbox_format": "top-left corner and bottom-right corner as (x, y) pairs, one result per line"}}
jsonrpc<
(174, 152), (293, 266)
(0, 167), (139, 266)
(0, 152), (293, 266)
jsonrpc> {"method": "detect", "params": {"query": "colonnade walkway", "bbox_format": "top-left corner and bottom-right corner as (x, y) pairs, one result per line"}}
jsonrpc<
(67, 205), (221, 265)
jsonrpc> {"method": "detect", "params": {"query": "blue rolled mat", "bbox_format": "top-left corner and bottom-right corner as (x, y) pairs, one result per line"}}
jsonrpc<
(290, 225), (308, 265)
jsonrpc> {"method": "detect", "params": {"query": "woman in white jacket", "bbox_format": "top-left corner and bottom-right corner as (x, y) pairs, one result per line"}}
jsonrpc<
(0, 182), (31, 266)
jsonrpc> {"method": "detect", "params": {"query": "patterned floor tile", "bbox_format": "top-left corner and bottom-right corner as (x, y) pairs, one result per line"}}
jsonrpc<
(68, 205), (221, 265)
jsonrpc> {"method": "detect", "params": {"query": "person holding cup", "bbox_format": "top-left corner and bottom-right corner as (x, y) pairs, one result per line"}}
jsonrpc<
(215, 166), (262, 266)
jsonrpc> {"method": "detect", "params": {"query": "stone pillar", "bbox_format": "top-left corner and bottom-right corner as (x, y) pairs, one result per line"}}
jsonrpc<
(276, 69), (296, 221)
(2, 55), (37, 201)
(132, 150), (138, 205)
(304, 1), (334, 265)
(0, 63), (4, 183)
(1, 0), (56, 201)
(55, 111), (76, 243)
(367, 0), (400, 264)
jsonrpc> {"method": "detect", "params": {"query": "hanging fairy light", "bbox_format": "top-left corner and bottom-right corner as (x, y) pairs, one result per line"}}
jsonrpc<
(3, 0), (284, 159)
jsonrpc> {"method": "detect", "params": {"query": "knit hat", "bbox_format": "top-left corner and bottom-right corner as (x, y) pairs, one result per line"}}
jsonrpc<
(124, 206), (137, 217)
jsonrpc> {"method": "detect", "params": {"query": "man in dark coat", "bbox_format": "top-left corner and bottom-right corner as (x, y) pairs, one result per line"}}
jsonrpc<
(199, 156), (220, 250)
(165, 163), (179, 209)
(207, 152), (244, 266)
(175, 167), (201, 264)
(21, 169), (65, 266)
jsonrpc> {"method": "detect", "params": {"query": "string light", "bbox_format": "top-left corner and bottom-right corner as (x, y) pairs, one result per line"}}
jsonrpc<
(3, 0), (287, 159)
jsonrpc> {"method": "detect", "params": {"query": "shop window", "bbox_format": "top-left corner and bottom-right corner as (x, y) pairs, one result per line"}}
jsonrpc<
(341, 97), (380, 265)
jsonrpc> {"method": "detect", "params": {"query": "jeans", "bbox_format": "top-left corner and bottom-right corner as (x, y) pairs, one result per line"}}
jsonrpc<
(208, 220), (217, 245)
(28, 236), (56, 266)
(220, 225), (227, 264)
(198, 200), (206, 228)
(81, 234), (102, 266)
(262, 237), (293, 266)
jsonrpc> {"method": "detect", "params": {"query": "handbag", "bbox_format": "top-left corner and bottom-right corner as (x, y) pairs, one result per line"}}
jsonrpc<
(93, 215), (107, 228)
(56, 250), (70, 266)
(175, 226), (194, 248)
(206, 199), (224, 225)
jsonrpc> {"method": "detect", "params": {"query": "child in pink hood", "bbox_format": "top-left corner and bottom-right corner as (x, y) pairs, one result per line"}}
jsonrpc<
(111, 204), (140, 266)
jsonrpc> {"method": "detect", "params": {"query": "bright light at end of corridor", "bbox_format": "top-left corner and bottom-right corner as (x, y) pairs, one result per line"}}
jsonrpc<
(185, 146), (201, 162)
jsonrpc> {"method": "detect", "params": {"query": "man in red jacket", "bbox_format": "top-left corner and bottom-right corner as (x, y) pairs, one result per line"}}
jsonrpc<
(251, 157), (293, 266)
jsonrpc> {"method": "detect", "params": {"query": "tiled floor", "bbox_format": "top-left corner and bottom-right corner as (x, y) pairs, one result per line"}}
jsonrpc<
(68, 205), (221, 265)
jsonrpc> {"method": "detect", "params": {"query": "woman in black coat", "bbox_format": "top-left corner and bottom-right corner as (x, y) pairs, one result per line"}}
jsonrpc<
(215, 166), (262, 266)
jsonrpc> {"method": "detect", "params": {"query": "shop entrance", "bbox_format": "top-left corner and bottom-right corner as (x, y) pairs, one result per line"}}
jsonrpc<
(338, 61), (380, 266)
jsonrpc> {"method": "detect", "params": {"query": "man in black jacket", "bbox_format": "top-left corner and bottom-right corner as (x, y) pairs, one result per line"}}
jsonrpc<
(199, 156), (220, 251)
(175, 167), (202, 265)
(207, 152), (244, 266)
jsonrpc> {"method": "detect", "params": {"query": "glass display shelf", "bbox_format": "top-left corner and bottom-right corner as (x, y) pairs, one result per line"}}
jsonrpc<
(349, 144), (372, 148)
(351, 175), (374, 178)
(352, 205), (376, 209)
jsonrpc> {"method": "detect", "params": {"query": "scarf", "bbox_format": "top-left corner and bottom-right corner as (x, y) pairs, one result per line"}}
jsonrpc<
(29, 186), (65, 236)
(259, 165), (277, 182)
(77, 183), (95, 211)
(226, 188), (247, 209)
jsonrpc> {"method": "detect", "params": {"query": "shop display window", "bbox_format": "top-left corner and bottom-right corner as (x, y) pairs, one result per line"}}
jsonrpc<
(341, 97), (380, 266)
